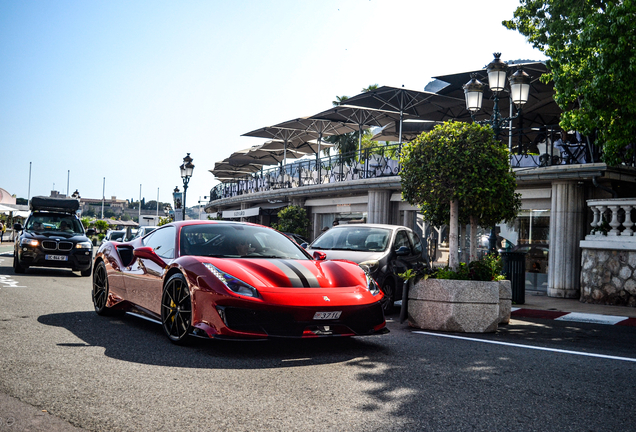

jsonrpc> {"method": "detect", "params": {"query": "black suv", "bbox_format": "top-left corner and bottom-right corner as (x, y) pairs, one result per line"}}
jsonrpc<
(13, 196), (95, 276)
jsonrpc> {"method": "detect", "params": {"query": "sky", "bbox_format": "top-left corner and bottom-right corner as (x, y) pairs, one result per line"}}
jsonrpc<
(0, 0), (546, 208)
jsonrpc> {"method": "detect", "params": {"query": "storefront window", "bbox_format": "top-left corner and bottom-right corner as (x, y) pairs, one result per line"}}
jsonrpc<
(500, 209), (550, 292)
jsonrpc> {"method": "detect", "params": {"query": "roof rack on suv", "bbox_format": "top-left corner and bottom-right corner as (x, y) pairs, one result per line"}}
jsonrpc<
(29, 196), (80, 214)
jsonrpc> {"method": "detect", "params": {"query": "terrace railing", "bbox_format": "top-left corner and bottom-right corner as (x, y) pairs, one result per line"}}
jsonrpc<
(210, 131), (635, 202)
(210, 144), (402, 201)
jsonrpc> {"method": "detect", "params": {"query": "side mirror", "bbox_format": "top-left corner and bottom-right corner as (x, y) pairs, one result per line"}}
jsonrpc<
(13, 223), (23, 231)
(313, 251), (327, 261)
(86, 228), (96, 236)
(133, 246), (166, 267)
(396, 245), (411, 256)
(300, 242), (308, 249)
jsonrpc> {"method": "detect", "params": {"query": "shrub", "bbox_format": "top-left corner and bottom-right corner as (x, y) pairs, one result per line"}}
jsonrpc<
(433, 254), (504, 281)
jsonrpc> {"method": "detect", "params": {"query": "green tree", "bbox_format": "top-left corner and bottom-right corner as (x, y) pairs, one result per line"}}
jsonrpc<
(158, 216), (172, 226)
(272, 205), (309, 238)
(80, 217), (92, 229)
(94, 219), (109, 233)
(504, 0), (636, 165)
(400, 121), (521, 269)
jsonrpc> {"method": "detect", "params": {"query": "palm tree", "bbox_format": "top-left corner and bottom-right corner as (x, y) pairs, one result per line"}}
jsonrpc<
(332, 95), (349, 107)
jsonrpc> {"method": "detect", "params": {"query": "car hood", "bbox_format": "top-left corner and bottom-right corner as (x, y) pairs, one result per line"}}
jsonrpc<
(201, 257), (366, 290)
(24, 231), (90, 242)
(305, 248), (385, 264)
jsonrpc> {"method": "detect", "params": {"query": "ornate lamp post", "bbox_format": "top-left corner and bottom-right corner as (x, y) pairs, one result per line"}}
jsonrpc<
(463, 53), (531, 139)
(179, 153), (195, 221)
(463, 53), (531, 253)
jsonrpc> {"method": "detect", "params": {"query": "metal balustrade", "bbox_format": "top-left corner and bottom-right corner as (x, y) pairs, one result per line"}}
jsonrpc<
(209, 131), (634, 202)
(210, 144), (402, 201)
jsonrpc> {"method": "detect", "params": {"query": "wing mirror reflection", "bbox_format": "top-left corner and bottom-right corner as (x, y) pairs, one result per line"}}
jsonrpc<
(313, 251), (327, 261)
(133, 246), (166, 266)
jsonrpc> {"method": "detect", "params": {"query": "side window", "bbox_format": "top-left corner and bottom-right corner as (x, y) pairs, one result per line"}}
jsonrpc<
(407, 230), (423, 255)
(143, 226), (176, 259)
(394, 230), (411, 252)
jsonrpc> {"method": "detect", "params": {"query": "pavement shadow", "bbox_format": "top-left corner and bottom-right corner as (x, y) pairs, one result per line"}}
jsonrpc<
(37, 310), (389, 369)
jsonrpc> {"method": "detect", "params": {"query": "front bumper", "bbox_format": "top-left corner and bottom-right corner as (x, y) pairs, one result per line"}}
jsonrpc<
(17, 246), (93, 271)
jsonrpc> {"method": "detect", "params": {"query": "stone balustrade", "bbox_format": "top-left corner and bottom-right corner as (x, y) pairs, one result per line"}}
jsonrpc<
(583, 198), (636, 246)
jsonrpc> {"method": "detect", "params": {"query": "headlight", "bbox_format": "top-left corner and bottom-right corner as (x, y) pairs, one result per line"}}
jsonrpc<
(361, 267), (381, 296)
(203, 263), (260, 298)
(20, 238), (39, 247)
(75, 241), (93, 249)
(359, 260), (379, 274)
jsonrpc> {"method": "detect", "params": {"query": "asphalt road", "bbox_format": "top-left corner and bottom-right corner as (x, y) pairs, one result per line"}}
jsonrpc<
(1, 254), (635, 432)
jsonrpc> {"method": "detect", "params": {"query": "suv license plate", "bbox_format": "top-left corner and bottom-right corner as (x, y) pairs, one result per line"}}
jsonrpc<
(313, 311), (342, 320)
(46, 255), (68, 261)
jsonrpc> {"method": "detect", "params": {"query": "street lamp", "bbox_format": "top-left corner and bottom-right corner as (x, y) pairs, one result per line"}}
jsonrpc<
(463, 53), (532, 253)
(179, 153), (195, 220)
(463, 53), (531, 139)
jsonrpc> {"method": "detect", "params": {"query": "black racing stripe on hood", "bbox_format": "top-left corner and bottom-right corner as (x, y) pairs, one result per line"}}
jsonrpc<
(268, 260), (305, 287)
(279, 260), (321, 288)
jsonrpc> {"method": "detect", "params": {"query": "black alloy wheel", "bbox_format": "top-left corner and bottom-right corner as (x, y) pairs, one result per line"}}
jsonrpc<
(13, 252), (25, 274)
(92, 261), (110, 315)
(380, 279), (395, 314)
(161, 273), (193, 344)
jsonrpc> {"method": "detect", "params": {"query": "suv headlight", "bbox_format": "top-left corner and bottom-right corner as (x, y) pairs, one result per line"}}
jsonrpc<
(75, 241), (93, 249)
(203, 263), (260, 298)
(20, 238), (39, 247)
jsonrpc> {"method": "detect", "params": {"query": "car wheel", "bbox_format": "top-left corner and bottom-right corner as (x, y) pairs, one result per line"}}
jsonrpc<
(380, 279), (396, 314)
(161, 273), (192, 344)
(81, 267), (91, 277)
(92, 261), (111, 315)
(13, 253), (25, 274)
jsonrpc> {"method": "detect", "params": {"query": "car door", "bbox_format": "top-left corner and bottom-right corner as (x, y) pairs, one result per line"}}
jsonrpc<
(391, 229), (412, 277)
(126, 226), (176, 314)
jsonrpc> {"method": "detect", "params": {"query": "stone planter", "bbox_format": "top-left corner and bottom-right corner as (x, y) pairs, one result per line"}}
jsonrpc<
(408, 279), (510, 333)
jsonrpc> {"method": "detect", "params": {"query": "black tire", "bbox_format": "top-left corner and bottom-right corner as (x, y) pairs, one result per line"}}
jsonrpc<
(81, 267), (91, 277)
(92, 261), (110, 315)
(13, 252), (25, 274)
(380, 279), (396, 314)
(161, 273), (192, 344)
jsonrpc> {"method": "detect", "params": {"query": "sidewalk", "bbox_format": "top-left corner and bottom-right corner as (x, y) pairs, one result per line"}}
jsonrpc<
(512, 290), (636, 326)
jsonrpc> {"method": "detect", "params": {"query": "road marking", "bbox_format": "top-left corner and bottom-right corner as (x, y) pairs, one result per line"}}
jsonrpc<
(555, 312), (628, 325)
(0, 275), (26, 288)
(413, 331), (636, 363)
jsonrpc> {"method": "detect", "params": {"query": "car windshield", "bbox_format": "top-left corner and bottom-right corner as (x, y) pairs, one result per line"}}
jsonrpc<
(180, 224), (309, 260)
(26, 214), (83, 235)
(310, 227), (391, 252)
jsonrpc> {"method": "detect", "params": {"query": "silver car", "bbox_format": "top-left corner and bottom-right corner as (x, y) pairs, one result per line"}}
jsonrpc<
(306, 224), (428, 312)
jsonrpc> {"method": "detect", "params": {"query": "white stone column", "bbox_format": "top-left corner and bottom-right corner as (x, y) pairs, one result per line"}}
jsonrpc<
(548, 180), (586, 298)
(240, 202), (248, 222)
(403, 210), (415, 229)
(367, 189), (391, 224)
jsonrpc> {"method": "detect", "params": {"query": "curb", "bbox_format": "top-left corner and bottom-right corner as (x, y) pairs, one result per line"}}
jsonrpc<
(511, 307), (636, 327)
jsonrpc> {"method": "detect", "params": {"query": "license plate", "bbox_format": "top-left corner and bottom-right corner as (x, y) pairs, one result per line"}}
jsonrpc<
(45, 255), (68, 261)
(313, 311), (342, 320)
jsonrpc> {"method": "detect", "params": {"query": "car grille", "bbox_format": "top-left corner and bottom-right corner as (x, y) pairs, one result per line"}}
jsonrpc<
(223, 303), (385, 337)
(58, 242), (73, 251)
(42, 241), (58, 250)
(42, 241), (73, 251)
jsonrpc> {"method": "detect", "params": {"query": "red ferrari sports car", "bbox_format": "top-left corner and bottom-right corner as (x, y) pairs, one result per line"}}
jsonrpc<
(92, 220), (388, 343)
